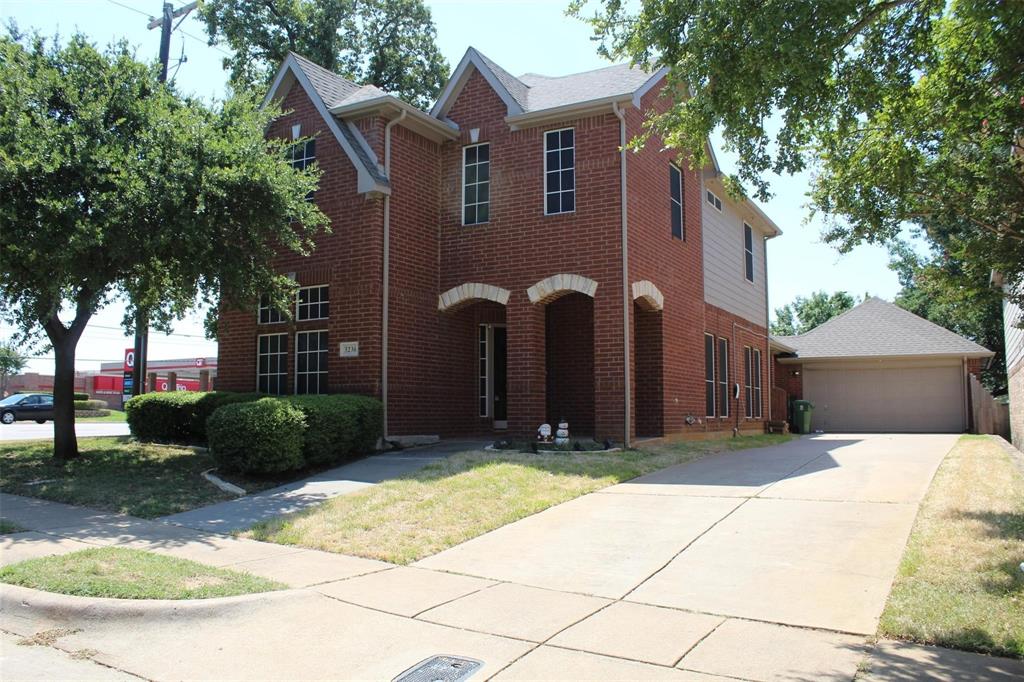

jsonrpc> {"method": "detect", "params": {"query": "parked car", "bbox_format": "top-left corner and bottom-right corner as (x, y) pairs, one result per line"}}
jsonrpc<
(0, 393), (54, 424)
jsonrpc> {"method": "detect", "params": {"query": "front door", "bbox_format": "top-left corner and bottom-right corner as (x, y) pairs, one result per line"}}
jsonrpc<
(492, 326), (507, 427)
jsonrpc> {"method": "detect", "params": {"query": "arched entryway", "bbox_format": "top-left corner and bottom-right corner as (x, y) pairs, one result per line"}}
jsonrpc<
(632, 281), (665, 437)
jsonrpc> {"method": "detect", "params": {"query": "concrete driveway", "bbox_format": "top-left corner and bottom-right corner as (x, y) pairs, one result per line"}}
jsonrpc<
(416, 433), (957, 639)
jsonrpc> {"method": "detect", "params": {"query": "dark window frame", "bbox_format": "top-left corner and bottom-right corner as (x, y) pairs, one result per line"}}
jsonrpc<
(744, 346), (753, 419)
(744, 223), (755, 283)
(295, 329), (329, 395)
(258, 294), (285, 325)
(704, 333), (715, 418)
(257, 333), (288, 395)
(544, 127), (575, 215)
(670, 164), (684, 240)
(717, 337), (729, 418)
(462, 143), (491, 226)
(296, 285), (329, 321)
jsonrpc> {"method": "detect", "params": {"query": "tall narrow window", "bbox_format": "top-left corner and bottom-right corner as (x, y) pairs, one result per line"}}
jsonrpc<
(544, 128), (575, 215)
(295, 330), (328, 395)
(296, 285), (329, 321)
(478, 325), (489, 417)
(744, 346), (753, 418)
(744, 223), (755, 282)
(752, 348), (763, 418)
(704, 333), (715, 417)
(258, 294), (285, 324)
(257, 334), (288, 395)
(463, 143), (490, 225)
(670, 164), (684, 240)
(717, 337), (729, 418)
(289, 139), (316, 200)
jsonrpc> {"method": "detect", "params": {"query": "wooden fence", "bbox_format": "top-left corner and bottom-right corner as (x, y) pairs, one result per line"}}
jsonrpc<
(969, 374), (1010, 440)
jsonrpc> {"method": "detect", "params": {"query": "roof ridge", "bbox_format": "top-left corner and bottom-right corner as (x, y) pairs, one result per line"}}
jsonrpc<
(795, 295), (871, 338)
(519, 61), (645, 81)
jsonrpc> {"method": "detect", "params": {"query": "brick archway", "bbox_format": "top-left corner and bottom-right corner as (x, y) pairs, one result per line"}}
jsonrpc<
(631, 280), (664, 312)
(526, 274), (598, 305)
(437, 283), (511, 313)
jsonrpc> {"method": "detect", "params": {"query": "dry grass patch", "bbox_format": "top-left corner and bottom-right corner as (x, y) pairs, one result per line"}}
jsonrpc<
(0, 547), (284, 599)
(880, 435), (1024, 658)
(244, 434), (791, 564)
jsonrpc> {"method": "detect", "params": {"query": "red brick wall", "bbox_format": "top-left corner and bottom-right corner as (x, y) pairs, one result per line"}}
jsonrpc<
(545, 293), (595, 434)
(698, 303), (771, 434)
(437, 68), (626, 439)
(634, 305), (664, 437)
(217, 81), (385, 398)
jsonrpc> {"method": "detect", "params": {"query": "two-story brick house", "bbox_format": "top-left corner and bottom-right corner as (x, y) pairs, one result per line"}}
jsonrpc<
(215, 48), (782, 444)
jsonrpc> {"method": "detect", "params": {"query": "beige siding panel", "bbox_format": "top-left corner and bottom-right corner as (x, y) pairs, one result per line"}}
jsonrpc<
(702, 191), (767, 326)
(803, 360), (964, 433)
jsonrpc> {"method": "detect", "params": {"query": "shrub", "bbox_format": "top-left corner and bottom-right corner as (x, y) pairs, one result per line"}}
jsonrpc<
(74, 399), (108, 411)
(207, 398), (305, 475)
(75, 409), (110, 418)
(285, 395), (382, 467)
(74, 392), (89, 401)
(188, 391), (260, 443)
(125, 392), (205, 442)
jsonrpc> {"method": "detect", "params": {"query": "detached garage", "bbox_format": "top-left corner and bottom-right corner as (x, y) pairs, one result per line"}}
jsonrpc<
(773, 298), (993, 433)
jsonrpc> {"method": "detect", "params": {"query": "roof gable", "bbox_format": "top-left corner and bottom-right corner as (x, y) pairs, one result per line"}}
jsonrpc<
(264, 53), (389, 194)
(775, 297), (993, 360)
(431, 47), (526, 119)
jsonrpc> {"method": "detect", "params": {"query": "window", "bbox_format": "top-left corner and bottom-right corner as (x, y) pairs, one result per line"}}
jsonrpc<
(670, 164), (684, 240)
(258, 295), (285, 325)
(752, 348), (762, 418)
(295, 330), (328, 395)
(544, 128), (575, 215)
(289, 139), (316, 200)
(463, 144), (490, 225)
(704, 333), (715, 417)
(257, 334), (288, 395)
(744, 223), (755, 282)
(706, 189), (722, 211)
(297, 285), (329, 321)
(744, 346), (753, 418)
(478, 325), (488, 417)
(717, 337), (729, 418)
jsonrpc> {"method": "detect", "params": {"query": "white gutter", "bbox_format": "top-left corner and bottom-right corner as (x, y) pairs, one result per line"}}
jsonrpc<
(612, 101), (631, 448)
(507, 95), (633, 130)
(382, 110), (407, 439)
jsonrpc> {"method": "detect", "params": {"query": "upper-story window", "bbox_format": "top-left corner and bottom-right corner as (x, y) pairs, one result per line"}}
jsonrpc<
(670, 164), (684, 240)
(297, 285), (329, 321)
(463, 143), (490, 225)
(258, 294), (285, 324)
(289, 139), (316, 201)
(744, 223), (755, 282)
(544, 128), (575, 215)
(706, 189), (722, 211)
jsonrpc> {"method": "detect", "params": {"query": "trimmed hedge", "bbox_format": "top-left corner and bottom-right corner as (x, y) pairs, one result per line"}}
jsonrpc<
(75, 399), (108, 411)
(74, 392), (89, 401)
(207, 398), (306, 475)
(286, 394), (383, 466)
(125, 391), (259, 443)
(75, 409), (111, 418)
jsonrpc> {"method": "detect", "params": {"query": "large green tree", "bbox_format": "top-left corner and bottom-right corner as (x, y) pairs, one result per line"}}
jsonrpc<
(0, 33), (327, 460)
(771, 291), (858, 336)
(889, 241), (1006, 392)
(576, 0), (1024, 307)
(199, 0), (449, 109)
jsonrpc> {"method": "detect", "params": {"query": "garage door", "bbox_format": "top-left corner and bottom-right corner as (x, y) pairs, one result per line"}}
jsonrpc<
(802, 361), (964, 433)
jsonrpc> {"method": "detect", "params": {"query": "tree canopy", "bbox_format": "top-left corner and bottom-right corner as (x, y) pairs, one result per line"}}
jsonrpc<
(771, 291), (858, 336)
(199, 0), (449, 109)
(576, 0), (1024, 307)
(0, 340), (27, 396)
(0, 32), (327, 459)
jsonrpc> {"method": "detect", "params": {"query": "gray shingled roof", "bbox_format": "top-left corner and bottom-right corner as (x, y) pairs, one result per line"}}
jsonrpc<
(475, 50), (530, 111)
(518, 63), (654, 112)
(774, 297), (992, 359)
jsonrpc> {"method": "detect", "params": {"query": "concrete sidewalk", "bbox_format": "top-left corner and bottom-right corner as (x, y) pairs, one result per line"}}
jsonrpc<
(161, 440), (486, 533)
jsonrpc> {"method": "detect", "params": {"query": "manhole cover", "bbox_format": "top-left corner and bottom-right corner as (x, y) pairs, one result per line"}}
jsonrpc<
(392, 655), (483, 682)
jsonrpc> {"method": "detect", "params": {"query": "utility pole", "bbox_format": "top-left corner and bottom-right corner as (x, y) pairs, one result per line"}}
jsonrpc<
(132, 1), (198, 396)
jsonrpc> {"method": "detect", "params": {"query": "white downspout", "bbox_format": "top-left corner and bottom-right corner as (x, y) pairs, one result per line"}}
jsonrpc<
(382, 110), (407, 440)
(612, 101), (631, 448)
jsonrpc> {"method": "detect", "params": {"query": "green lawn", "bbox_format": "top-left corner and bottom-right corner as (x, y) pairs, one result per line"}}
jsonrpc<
(879, 435), (1024, 658)
(245, 434), (791, 564)
(76, 409), (127, 423)
(0, 547), (284, 599)
(0, 437), (266, 518)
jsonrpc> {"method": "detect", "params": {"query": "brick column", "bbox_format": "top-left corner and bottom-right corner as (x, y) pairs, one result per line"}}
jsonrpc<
(199, 370), (210, 392)
(506, 297), (546, 436)
(593, 290), (627, 443)
(167, 372), (177, 391)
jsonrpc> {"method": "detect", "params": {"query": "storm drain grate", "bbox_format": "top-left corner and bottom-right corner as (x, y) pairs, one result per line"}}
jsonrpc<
(392, 655), (483, 682)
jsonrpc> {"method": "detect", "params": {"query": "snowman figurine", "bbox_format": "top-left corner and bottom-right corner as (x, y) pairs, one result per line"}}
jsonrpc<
(555, 418), (570, 447)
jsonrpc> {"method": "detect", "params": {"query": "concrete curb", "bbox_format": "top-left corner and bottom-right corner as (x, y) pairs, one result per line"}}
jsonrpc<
(0, 582), (303, 625)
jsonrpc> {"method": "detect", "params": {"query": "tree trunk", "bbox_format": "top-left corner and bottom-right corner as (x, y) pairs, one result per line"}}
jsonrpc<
(51, 336), (79, 461)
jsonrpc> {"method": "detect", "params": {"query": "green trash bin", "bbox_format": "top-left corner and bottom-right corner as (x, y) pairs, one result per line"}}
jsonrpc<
(792, 399), (814, 434)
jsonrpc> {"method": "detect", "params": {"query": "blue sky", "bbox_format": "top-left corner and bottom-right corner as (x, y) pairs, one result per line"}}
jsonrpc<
(4, 0), (903, 373)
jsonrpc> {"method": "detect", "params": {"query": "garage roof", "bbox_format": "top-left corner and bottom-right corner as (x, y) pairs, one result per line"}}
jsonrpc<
(773, 297), (993, 360)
